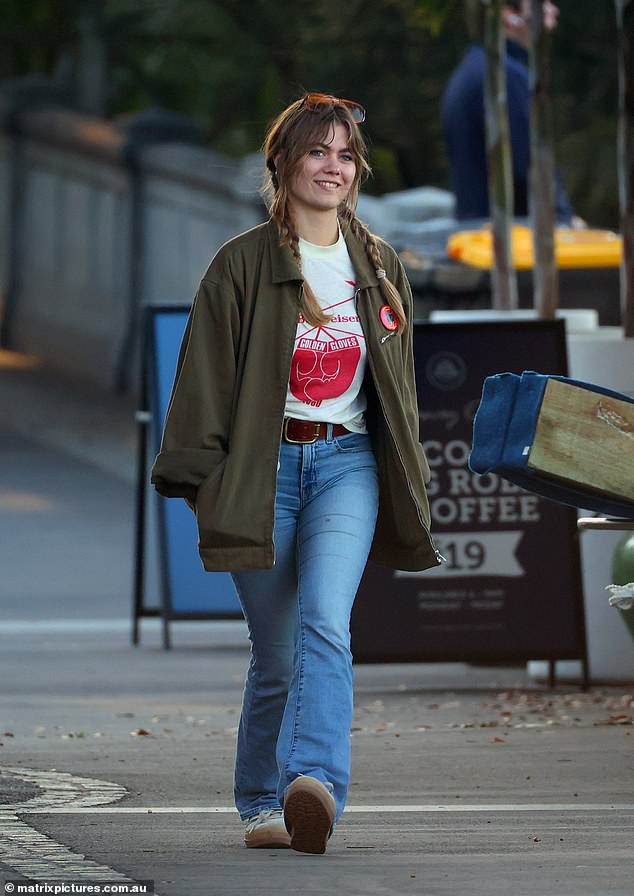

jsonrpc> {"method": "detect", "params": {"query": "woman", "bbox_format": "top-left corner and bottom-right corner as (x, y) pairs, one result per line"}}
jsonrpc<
(151, 93), (440, 855)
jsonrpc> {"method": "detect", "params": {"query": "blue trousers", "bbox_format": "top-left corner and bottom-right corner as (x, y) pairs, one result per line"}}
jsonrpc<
(232, 429), (379, 821)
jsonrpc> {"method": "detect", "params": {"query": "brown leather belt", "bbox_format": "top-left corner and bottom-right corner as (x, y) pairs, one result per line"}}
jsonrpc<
(283, 417), (351, 444)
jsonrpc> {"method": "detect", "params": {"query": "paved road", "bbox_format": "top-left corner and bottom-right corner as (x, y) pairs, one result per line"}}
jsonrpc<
(0, 360), (633, 895)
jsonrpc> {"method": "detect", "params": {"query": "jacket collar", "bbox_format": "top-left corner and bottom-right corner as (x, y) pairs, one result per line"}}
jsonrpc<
(266, 219), (303, 284)
(341, 220), (380, 291)
(266, 216), (379, 290)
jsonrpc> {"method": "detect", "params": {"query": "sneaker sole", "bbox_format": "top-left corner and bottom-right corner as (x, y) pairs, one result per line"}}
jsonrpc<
(244, 828), (291, 849)
(283, 777), (336, 855)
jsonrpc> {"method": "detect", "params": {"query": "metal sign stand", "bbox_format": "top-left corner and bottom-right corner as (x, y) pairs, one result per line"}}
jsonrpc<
(131, 305), (242, 649)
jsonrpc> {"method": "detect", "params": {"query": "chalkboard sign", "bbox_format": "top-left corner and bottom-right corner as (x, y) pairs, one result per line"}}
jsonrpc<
(133, 306), (241, 647)
(351, 320), (588, 675)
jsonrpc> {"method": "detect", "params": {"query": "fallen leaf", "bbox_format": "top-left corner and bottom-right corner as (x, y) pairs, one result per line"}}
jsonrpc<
(595, 714), (632, 726)
(130, 728), (153, 737)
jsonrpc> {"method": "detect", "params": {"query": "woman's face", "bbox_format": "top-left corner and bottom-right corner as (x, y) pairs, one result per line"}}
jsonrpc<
(286, 122), (357, 219)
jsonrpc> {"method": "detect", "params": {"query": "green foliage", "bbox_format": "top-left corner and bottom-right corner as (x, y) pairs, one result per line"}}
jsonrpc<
(1, 0), (82, 76)
(0, 0), (621, 226)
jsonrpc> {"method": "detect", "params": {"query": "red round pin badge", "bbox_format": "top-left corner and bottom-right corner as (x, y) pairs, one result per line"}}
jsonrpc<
(379, 304), (398, 332)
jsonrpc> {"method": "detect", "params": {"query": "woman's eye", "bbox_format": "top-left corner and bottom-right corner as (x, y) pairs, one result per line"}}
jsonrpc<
(309, 149), (324, 157)
(340, 154), (354, 163)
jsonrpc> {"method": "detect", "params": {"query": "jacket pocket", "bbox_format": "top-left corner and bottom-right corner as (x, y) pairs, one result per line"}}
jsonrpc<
(195, 452), (228, 523)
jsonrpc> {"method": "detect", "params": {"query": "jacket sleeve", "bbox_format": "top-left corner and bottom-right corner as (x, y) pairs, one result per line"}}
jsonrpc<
(150, 267), (241, 502)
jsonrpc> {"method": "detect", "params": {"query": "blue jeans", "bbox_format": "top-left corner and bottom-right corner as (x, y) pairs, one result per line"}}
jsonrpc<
(232, 428), (379, 822)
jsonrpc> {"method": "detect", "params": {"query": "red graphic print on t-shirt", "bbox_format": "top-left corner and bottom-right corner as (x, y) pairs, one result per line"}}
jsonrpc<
(289, 288), (362, 408)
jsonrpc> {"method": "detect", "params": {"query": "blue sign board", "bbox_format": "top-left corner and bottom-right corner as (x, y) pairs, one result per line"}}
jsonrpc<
(147, 306), (241, 620)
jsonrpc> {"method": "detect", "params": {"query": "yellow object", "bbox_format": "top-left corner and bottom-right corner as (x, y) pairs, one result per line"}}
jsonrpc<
(447, 225), (622, 270)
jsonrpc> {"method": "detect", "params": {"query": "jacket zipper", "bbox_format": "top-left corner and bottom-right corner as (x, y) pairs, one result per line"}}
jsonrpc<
(357, 288), (443, 566)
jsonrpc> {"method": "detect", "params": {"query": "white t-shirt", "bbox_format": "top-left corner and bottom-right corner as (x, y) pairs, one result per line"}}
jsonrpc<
(284, 231), (367, 433)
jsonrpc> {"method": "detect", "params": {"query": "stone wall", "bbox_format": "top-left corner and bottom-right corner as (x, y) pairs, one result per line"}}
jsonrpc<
(0, 98), (454, 392)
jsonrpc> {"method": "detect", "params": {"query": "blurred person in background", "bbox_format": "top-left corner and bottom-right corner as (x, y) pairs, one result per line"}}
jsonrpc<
(441, 0), (576, 224)
(151, 93), (439, 855)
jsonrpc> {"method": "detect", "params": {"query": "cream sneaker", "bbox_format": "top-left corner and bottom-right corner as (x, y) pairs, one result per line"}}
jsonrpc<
(283, 776), (336, 855)
(243, 808), (291, 849)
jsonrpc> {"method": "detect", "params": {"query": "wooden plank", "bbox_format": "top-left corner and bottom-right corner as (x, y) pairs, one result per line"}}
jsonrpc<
(528, 378), (634, 503)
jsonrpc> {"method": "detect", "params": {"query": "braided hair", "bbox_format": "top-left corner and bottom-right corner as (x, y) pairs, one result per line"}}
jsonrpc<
(262, 97), (407, 330)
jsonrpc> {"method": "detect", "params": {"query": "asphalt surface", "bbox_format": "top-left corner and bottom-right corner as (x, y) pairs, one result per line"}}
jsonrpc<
(0, 348), (633, 895)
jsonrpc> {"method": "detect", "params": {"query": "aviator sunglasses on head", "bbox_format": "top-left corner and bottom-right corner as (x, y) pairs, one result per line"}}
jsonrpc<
(303, 93), (366, 124)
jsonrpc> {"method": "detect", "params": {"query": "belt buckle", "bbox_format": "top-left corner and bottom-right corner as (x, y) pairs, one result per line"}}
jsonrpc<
(283, 418), (321, 444)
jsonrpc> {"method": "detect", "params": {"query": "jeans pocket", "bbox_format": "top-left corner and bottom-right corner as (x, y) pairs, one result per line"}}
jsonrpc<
(332, 432), (372, 453)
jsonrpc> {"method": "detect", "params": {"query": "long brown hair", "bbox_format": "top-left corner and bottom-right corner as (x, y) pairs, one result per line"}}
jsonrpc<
(262, 96), (407, 330)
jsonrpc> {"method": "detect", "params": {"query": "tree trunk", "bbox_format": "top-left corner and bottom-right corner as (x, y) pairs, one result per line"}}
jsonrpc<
(77, 0), (109, 117)
(483, 0), (518, 309)
(529, 0), (559, 318)
(616, 0), (634, 336)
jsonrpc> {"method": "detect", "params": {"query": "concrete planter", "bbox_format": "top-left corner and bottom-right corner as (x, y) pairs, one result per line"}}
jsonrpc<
(560, 329), (634, 682)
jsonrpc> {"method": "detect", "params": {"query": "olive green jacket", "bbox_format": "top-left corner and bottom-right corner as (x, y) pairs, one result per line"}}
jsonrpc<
(151, 218), (440, 573)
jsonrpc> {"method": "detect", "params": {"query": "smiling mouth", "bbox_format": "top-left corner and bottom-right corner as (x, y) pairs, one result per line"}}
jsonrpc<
(315, 180), (340, 190)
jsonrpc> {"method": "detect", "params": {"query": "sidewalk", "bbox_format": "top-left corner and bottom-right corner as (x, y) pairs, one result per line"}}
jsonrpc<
(0, 348), (137, 484)
(1, 349), (633, 895)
